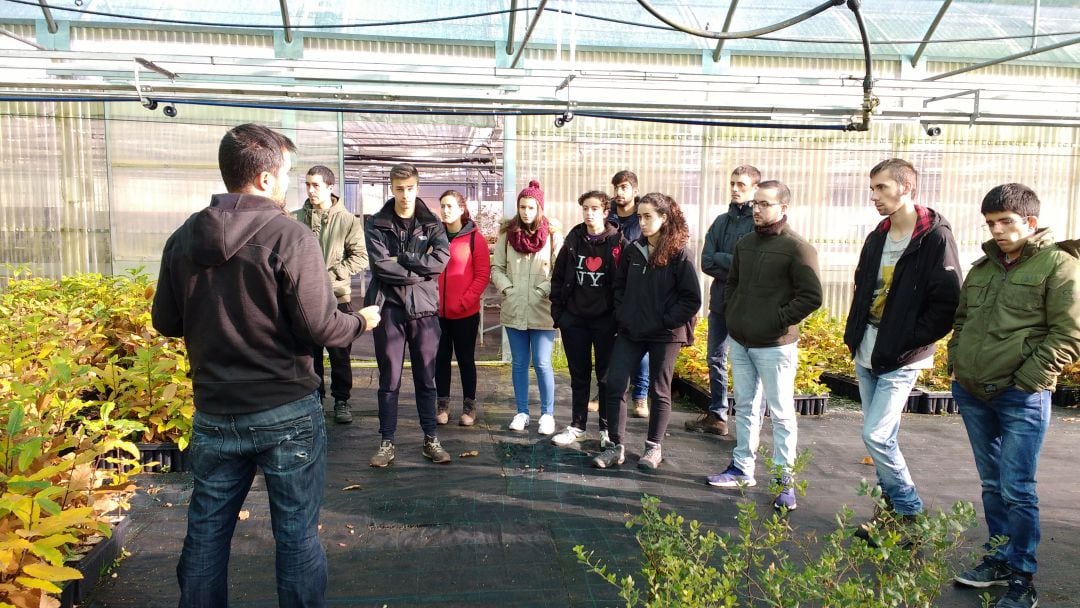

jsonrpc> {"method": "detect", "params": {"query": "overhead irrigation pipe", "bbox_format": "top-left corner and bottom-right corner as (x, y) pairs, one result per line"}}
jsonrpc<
(635, 0), (875, 131)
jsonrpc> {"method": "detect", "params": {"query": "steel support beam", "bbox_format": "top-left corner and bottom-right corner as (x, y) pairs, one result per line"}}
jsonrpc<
(279, 0), (293, 44)
(711, 0), (741, 62)
(506, 0), (518, 55)
(1032, 0), (1041, 50)
(925, 35), (1080, 81)
(911, 0), (953, 67)
(509, 0), (549, 69)
(38, 0), (57, 34)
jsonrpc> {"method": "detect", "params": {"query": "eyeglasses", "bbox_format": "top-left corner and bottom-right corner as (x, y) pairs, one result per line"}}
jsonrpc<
(748, 200), (782, 209)
(984, 216), (1032, 230)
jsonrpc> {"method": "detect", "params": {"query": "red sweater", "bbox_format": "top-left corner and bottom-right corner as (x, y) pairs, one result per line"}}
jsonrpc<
(438, 220), (491, 319)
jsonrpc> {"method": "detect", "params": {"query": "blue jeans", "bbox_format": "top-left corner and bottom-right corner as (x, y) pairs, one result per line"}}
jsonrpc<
(706, 310), (730, 421)
(856, 365), (923, 515)
(632, 352), (650, 400)
(506, 328), (556, 416)
(953, 381), (1050, 575)
(729, 340), (798, 478)
(178, 393), (327, 608)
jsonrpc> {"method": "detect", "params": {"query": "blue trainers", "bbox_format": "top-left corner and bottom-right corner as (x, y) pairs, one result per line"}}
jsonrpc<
(995, 575), (1038, 608)
(706, 463), (756, 487)
(773, 475), (797, 511)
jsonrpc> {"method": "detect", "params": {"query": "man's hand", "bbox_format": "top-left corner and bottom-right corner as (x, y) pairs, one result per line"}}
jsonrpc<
(357, 305), (381, 330)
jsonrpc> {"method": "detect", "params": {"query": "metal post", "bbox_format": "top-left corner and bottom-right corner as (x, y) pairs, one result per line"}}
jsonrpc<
(911, 0), (954, 67)
(279, 0), (293, 44)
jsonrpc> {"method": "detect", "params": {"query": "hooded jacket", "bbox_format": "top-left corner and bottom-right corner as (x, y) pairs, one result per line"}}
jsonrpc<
(843, 206), (962, 373)
(948, 228), (1080, 401)
(550, 221), (626, 324)
(490, 218), (564, 330)
(701, 201), (755, 313)
(291, 194), (368, 304)
(608, 205), (642, 242)
(613, 239), (701, 344)
(152, 193), (366, 415)
(437, 219), (491, 320)
(724, 220), (822, 348)
(363, 198), (449, 319)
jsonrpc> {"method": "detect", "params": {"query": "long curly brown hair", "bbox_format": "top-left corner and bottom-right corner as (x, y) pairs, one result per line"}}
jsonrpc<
(638, 192), (689, 268)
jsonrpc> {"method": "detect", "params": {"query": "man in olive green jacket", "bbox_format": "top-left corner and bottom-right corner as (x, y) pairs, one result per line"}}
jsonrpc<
(293, 165), (369, 423)
(950, 183), (1080, 608)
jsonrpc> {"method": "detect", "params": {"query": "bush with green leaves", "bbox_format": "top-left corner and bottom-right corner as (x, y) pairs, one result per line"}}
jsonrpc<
(575, 456), (976, 608)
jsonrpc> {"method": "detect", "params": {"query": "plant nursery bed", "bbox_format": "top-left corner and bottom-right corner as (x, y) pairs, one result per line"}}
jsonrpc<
(918, 390), (957, 414)
(59, 514), (130, 608)
(672, 376), (828, 416)
(98, 441), (189, 474)
(1052, 385), (1080, 408)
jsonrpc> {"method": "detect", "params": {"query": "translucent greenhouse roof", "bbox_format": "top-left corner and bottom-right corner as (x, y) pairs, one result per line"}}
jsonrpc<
(3, 0), (1079, 65)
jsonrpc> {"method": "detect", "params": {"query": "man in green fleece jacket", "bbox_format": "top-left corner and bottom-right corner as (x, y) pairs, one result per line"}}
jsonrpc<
(951, 183), (1080, 608)
(705, 180), (822, 512)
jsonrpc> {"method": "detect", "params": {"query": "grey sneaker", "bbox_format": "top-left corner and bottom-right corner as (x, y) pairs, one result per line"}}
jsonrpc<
(436, 397), (450, 425)
(423, 436), (451, 464)
(638, 441), (662, 470)
(333, 399), (353, 424)
(955, 556), (1012, 588)
(995, 575), (1038, 608)
(592, 444), (625, 469)
(369, 440), (395, 468)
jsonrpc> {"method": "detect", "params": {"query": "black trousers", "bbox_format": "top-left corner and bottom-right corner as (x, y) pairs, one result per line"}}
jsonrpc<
(373, 305), (441, 442)
(435, 313), (480, 401)
(560, 312), (616, 432)
(313, 302), (354, 401)
(603, 337), (681, 446)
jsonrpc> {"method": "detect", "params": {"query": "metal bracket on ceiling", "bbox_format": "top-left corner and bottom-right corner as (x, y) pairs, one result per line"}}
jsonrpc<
(924, 88), (981, 126)
(132, 57), (178, 111)
(554, 73), (576, 128)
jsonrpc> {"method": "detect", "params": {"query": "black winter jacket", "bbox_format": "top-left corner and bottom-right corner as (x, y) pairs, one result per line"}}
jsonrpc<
(363, 198), (449, 319)
(614, 239), (702, 343)
(701, 202), (755, 313)
(551, 221), (626, 324)
(843, 207), (962, 373)
(152, 193), (366, 415)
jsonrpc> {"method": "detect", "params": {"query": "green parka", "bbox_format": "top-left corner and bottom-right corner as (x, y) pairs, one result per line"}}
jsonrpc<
(292, 195), (368, 303)
(948, 228), (1080, 401)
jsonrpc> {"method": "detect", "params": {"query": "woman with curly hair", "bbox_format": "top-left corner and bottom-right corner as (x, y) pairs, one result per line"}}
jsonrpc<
(593, 192), (702, 470)
(491, 180), (564, 435)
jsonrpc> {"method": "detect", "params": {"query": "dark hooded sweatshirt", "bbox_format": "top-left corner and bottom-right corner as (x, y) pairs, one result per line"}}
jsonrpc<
(152, 193), (366, 415)
(550, 221), (626, 324)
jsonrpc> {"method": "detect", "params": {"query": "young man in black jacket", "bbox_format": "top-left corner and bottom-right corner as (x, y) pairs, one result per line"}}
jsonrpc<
(365, 163), (452, 467)
(153, 123), (380, 607)
(689, 164), (760, 436)
(843, 158), (961, 543)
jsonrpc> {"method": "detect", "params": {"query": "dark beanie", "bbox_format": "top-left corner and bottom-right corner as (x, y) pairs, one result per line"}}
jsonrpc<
(517, 180), (545, 210)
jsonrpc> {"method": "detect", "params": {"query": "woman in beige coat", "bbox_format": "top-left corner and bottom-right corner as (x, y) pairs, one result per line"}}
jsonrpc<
(491, 180), (564, 435)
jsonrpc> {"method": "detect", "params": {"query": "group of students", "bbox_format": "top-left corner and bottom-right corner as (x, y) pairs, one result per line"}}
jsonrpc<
(154, 123), (1079, 608)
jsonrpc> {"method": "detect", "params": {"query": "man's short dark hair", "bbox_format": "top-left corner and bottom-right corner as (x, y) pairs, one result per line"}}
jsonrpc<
(981, 183), (1040, 218)
(578, 190), (610, 212)
(611, 170), (638, 189)
(757, 180), (791, 206)
(218, 123), (297, 193)
(306, 165), (335, 186)
(389, 163), (420, 182)
(870, 158), (918, 191)
(731, 165), (761, 185)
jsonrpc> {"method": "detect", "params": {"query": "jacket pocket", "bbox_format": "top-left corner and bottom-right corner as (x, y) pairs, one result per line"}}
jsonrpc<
(999, 271), (1046, 312)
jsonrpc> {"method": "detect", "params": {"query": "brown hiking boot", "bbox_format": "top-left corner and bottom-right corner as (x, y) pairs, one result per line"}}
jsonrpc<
(685, 413), (728, 435)
(423, 436), (451, 464)
(631, 397), (649, 418)
(459, 398), (478, 426)
(436, 397), (450, 425)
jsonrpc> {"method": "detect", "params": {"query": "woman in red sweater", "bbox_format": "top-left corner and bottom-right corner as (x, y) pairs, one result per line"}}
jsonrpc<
(436, 190), (492, 426)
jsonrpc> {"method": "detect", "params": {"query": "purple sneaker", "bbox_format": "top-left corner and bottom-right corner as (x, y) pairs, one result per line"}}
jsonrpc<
(706, 463), (756, 487)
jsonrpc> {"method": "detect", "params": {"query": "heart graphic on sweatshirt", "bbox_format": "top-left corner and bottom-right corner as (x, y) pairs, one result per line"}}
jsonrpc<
(585, 256), (603, 272)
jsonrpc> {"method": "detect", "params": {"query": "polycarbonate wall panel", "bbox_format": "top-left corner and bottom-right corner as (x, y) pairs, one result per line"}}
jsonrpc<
(70, 26), (274, 57)
(0, 101), (111, 280)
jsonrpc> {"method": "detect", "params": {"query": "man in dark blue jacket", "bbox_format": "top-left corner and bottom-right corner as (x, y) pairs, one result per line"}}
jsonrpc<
(688, 164), (760, 436)
(153, 123), (380, 607)
(843, 158), (961, 544)
(365, 163), (451, 467)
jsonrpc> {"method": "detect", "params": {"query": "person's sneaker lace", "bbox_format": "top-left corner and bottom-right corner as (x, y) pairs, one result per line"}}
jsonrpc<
(423, 436), (451, 464)
(369, 440), (395, 468)
(638, 441), (662, 470)
(994, 575), (1038, 608)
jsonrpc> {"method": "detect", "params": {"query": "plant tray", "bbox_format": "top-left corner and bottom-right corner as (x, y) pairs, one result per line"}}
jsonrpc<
(672, 376), (828, 416)
(820, 372), (861, 401)
(903, 388), (926, 413)
(1052, 385), (1080, 408)
(59, 514), (130, 608)
(795, 394), (830, 415)
(918, 391), (957, 415)
(98, 441), (189, 473)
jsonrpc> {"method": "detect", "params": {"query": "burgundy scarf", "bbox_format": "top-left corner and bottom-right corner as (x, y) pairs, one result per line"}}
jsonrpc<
(507, 218), (550, 254)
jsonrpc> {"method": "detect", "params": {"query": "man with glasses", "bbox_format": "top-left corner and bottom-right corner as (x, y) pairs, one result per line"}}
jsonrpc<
(951, 183), (1080, 608)
(843, 159), (962, 545)
(688, 165), (760, 436)
(706, 180), (821, 512)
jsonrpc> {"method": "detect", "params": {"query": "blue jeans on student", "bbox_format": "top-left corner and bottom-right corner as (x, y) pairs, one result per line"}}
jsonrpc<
(632, 352), (650, 400)
(729, 340), (799, 478)
(856, 365), (923, 515)
(178, 392), (327, 608)
(953, 381), (1050, 575)
(506, 328), (556, 416)
(707, 310), (730, 421)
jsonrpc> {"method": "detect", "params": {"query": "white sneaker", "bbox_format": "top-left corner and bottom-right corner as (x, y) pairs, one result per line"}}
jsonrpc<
(600, 430), (615, 449)
(537, 414), (556, 435)
(551, 426), (586, 446)
(508, 412), (530, 431)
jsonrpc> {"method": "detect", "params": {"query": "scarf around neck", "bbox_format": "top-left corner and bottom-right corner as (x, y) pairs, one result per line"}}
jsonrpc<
(508, 218), (550, 254)
(755, 215), (788, 237)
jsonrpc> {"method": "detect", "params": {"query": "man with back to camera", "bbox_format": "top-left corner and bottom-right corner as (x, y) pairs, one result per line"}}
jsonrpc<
(688, 164), (761, 437)
(365, 163), (452, 467)
(950, 183), (1080, 608)
(843, 159), (961, 545)
(292, 165), (369, 424)
(608, 169), (650, 419)
(153, 123), (381, 607)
